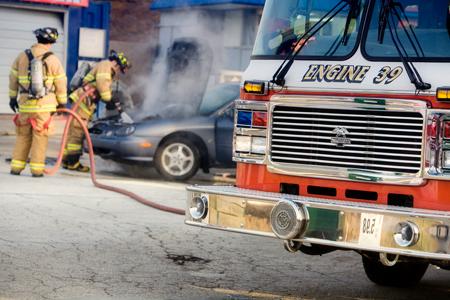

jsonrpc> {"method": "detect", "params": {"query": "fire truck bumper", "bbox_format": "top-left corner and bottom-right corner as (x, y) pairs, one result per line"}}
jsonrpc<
(186, 185), (450, 260)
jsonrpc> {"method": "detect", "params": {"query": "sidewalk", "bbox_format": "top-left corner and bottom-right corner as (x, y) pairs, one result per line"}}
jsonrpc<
(0, 113), (68, 136)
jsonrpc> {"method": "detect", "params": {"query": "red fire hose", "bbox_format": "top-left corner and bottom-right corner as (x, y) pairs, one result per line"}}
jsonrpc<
(44, 91), (185, 216)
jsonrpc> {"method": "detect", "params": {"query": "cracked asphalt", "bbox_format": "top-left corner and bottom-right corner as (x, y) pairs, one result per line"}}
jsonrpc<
(1, 135), (450, 299)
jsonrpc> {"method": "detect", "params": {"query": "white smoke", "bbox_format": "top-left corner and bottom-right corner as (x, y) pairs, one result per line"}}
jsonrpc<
(131, 7), (226, 121)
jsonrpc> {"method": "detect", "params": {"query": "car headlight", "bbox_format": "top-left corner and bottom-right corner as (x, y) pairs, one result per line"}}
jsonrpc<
(114, 125), (136, 136)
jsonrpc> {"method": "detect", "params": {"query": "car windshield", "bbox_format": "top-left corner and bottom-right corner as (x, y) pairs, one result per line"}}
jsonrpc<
(198, 84), (240, 115)
(364, 0), (450, 60)
(252, 0), (366, 57)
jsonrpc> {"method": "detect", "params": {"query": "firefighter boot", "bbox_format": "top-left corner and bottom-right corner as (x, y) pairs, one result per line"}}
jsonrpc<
(10, 169), (22, 176)
(64, 154), (90, 173)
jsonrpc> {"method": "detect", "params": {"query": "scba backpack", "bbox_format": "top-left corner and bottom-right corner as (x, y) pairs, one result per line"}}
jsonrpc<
(24, 49), (54, 99)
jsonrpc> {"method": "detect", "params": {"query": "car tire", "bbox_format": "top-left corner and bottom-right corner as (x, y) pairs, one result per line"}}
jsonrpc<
(362, 254), (428, 287)
(155, 137), (200, 181)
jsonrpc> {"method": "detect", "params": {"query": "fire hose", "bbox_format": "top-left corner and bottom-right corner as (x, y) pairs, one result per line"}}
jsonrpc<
(44, 90), (185, 216)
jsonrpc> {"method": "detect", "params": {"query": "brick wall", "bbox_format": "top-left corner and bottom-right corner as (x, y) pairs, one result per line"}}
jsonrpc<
(108, 0), (160, 105)
(109, 0), (159, 42)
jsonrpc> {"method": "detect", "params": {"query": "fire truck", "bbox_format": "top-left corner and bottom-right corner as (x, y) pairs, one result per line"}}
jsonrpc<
(186, 0), (450, 286)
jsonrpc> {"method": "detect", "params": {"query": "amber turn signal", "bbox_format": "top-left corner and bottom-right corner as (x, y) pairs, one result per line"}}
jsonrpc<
(139, 142), (152, 148)
(243, 81), (267, 95)
(436, 87), (450, 101)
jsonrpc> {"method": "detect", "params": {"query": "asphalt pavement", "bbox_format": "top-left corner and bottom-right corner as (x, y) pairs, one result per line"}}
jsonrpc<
(1, 123), (450, 299)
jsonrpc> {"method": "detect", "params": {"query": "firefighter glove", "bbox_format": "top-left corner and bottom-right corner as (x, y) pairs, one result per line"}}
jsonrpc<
(9, 98), (18, 113)
(113, 100), (123, 113)
(105, 100), (116, 111)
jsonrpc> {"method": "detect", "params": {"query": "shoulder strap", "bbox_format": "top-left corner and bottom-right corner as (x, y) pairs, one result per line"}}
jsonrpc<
(24, 49), (34, 61)
(24, 49), (34, 75)
(42, 52), (54, 61)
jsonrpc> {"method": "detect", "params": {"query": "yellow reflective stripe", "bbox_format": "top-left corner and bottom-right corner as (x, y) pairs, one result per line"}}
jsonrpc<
(30, 162), (45, 170)
(96, 73), (111, 79)
(45, 79), (54, 85)
(57, 94), (67, 103)
(19, 104), (57, 113)
(69, 92), (79, 102)
(9, 89), (18, 97)
(67, 143), (82, 150)
(79, 102), (92, 116)
(10, 69), (18, 76)
(100, 91), (112, 100)
(54, 74), (66, 81)
(18, 77), (30, 84)
(84, 74), (95, 82)
(11, 160), (26, 168)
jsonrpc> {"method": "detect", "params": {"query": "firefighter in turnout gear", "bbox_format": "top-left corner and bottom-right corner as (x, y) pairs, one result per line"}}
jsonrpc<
(62, 50), (131, 172)
(9, 27), (67, 177)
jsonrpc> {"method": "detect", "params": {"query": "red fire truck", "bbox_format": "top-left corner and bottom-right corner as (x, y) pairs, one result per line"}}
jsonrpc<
(186, 0), (450, 286)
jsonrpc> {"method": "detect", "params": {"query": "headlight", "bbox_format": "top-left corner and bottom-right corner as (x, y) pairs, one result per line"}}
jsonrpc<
(114, 125), (136, 136)
(189, 196), (208, 220)
(235, 135), (251, 152)
(443, 151), (450, 169)
(251, 137), (266, 154)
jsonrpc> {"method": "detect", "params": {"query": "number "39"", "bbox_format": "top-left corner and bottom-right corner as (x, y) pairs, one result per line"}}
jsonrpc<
(373, 66), (403, 84)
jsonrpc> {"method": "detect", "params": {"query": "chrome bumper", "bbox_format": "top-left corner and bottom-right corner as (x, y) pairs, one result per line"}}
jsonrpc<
(186, 185), (450, 260)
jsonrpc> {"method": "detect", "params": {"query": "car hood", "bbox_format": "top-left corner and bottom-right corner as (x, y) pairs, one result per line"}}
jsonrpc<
(89, 114), (213, 138)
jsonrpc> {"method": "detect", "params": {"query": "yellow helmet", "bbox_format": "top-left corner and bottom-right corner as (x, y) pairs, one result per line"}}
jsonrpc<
(109, 50), (131, 73)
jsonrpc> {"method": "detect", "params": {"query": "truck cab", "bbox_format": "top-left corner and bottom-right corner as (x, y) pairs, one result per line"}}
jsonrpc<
(186, 0), (450, 286)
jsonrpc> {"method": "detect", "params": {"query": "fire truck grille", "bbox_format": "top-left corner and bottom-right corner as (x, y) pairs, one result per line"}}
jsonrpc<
(270, 106), (424, 174)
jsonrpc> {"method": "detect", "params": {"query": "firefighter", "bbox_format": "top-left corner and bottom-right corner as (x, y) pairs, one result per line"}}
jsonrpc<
(9, 27), (67, 177)
(62, 50), (131, 172)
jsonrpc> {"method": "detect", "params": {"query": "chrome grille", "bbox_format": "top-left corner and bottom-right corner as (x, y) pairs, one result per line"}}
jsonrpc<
(270, 106), (424, 174)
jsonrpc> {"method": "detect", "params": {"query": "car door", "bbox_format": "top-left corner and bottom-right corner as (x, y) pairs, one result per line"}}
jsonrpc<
(214, 103), (235, 166)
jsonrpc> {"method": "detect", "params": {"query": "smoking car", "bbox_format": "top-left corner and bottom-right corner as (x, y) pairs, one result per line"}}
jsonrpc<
(89, 83), (240, 181)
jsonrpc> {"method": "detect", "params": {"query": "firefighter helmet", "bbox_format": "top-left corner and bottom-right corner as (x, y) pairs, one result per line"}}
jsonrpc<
(109, 50), (131, 73)
(34, 27), (59, 44)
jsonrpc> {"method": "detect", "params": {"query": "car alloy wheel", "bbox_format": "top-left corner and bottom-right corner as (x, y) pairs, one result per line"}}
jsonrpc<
(161, 142), (195, 177)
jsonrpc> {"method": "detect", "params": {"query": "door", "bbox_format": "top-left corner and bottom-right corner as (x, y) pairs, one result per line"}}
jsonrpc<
(0, 5), (65, 113)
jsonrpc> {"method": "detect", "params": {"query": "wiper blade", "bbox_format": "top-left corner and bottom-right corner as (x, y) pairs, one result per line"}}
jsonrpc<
(342, 0), (361, 45)
(377, 0), (390, 44)
(379, 0), (430, 91)
(390, 1), (424, 57)
(378, 0), (424, 57)
(325, 0), (361, 56)
(271, 0), (350, 86)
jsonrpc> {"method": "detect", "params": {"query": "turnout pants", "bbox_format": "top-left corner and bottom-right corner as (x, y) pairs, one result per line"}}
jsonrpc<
(10, 112), (52, 176)
(62, 116), (89, 165)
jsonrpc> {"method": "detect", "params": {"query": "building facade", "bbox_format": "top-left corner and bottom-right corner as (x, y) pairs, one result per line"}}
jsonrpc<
(150, 0), (264, 83)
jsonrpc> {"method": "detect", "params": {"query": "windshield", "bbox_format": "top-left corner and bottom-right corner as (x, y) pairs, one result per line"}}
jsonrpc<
(253, 0), (366, 58)
(198, 84), (240, 115)
(364, 0), (450, 60)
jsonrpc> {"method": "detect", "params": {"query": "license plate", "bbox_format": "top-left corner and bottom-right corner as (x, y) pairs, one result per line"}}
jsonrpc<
(358, 213), (384, 247)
